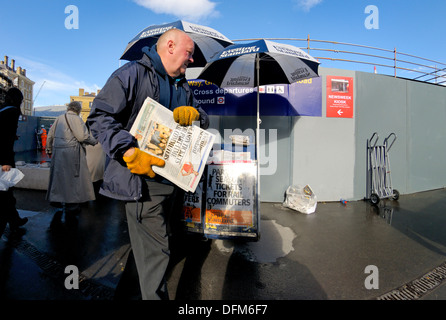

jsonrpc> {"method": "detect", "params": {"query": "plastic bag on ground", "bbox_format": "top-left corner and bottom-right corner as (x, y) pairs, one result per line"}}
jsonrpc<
(283, 185), (317, 214)
(0, 168), (25, 191)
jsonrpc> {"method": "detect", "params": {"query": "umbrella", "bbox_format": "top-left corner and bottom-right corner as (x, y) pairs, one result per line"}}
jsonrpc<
(198, 39), (320, 199)
(120, 20), (233, 68)
(198, 38), (320, 146)
(198, 39), (319, 87)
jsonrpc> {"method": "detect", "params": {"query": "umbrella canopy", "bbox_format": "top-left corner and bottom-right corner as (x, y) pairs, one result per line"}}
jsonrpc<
(198, 39), (320, 196)
(198, 39), (320, 88)
(120, 20), (233, 68)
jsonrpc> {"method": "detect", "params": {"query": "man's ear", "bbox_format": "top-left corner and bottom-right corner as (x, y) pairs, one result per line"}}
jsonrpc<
(167, 39), (175, 54)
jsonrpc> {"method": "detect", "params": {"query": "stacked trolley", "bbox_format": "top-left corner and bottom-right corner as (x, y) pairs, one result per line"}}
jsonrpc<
(366, 132), (399, 205)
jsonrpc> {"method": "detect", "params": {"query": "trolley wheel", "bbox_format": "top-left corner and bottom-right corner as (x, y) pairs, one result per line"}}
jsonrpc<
(392, 189), (400, 201)
(370, 193), (380, 205)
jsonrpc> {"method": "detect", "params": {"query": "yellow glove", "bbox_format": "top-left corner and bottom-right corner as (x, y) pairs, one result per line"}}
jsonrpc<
(123, 148), (165, 178)
(173, 106), (199, 126)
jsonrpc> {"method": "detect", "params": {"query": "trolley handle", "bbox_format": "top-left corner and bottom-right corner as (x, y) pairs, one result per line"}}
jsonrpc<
(384, 133), (397, 151)
(368, 132), (379, 148)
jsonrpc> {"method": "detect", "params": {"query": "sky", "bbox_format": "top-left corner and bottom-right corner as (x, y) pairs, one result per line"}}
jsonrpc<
(1, 0), (445, 107)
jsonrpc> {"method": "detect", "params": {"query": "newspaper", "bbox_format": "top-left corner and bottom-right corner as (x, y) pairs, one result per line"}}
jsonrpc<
(130, 97), (215, 193)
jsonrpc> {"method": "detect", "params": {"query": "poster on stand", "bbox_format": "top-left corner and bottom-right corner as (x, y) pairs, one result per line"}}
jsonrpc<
(182, 180), (204, 234)
(181, 159), (259, 240)
(204, 162), (258, 239)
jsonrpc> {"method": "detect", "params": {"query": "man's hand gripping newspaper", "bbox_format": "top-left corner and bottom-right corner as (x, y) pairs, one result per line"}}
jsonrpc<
(124, 106), (199, 178)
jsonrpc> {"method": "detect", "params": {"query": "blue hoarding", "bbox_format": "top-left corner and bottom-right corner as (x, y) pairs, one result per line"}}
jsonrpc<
(188, 76), (322, 117)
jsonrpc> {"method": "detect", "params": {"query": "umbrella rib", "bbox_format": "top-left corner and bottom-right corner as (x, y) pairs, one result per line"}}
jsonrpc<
(258, 55), (276, 62)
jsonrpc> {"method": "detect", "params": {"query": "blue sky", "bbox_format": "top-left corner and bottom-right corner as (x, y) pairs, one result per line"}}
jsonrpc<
(1, 0), (445, 107)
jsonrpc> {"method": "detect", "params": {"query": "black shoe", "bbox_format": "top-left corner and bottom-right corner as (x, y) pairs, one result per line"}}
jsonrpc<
(49, 210), (63, 231)
(9, 217), (28, 230)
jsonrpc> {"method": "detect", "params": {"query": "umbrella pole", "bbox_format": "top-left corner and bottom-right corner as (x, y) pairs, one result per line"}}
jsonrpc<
(256, 53), (261, 229)
(256, 53), (260, 166)
(256, 53), (260, 152)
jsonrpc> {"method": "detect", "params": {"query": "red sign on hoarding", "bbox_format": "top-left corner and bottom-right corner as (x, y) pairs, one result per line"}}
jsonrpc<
(326, 76), (354, 118)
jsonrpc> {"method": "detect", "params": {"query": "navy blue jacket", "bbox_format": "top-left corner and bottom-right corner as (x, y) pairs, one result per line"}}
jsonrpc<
(87, 46), (209, 201)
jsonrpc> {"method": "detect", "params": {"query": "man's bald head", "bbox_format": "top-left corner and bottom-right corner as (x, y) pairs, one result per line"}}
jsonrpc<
(156, 29), (195, 78)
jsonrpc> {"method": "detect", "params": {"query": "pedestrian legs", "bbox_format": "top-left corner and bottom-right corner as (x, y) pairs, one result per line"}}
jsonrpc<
(0, 189), (27, 235)
(125, 181), (176, 300)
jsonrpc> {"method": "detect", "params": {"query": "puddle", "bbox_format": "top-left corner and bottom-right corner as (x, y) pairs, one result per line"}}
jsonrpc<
(17, 210), (42, 218)
(215, 220), (296, 263)
(15, 150), (51, 165)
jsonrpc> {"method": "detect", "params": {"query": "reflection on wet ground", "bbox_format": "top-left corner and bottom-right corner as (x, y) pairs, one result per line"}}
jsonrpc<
(15, 149), (51, 165)
(3, 186), (446, 301)
(370, 201), (395, 225)
(4, 149), (446, 301)
(370, 190), (446, 257)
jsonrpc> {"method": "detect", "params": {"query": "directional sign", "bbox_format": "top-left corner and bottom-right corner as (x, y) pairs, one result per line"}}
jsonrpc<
(326, 76), (354, 118)
(188, 77), (322, 117)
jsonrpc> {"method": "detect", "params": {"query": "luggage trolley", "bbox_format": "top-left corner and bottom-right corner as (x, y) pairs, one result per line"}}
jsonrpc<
(366, 132), (399, 205)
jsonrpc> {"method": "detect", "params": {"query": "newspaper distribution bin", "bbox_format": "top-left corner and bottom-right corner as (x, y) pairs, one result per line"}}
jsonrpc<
(182, 136), (260, 241)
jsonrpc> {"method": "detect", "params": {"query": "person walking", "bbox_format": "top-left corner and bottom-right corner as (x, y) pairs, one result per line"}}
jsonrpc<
(0, 87), (28, 236)
(87, 29), (209, 300)
(38, 125), (47, 150)
(45, 101), (97, 217)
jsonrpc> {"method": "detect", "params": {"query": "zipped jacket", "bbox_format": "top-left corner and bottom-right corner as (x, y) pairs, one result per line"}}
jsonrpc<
(87, 46), (209, 201)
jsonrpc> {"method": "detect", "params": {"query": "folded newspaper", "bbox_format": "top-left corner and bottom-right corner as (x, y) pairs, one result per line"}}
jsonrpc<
(130, 97), (215, 193)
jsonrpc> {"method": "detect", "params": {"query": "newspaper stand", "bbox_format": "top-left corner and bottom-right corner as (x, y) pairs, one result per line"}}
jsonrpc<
(182, 135), (260, 241)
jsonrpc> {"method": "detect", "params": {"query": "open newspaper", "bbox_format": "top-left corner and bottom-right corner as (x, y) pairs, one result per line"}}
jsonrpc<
(130, 97), (215, 193)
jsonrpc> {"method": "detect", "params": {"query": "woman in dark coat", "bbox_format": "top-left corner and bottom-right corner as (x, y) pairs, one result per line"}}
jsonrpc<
(0, 87), (28, 235)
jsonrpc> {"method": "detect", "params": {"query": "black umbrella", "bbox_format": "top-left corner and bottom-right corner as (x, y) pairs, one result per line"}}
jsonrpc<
(198, 39), (319, 87)
(198, 38), (320, 144)
(120, 20), (233, 68)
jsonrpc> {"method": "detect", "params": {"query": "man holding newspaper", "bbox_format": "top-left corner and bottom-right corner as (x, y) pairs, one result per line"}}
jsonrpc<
(88, 29), (209, 300)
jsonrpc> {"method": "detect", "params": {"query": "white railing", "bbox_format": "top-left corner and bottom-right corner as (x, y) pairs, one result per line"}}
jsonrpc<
(233, 36), (446, 85)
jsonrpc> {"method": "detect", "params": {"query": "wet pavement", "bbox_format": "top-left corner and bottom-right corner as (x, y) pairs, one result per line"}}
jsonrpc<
(1, 186), (446, 302)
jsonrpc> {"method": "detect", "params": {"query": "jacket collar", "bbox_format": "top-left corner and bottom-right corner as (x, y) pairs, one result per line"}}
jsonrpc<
(140, 45), (187, 85)
(0, 105), (21, 114)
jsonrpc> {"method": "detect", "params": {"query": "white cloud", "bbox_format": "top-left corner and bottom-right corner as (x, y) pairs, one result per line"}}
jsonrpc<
(15, 56), (100, 107)
(133, 0), (219, 22)
(295, 0), (323, 12)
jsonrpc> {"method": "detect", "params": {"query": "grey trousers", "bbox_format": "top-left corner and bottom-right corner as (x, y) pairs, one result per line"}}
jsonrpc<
(125, 181), (177, 300)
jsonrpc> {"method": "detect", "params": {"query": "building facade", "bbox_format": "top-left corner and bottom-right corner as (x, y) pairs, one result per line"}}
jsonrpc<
(0, 56), (35, 116)
(70, 88), (100, 122)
